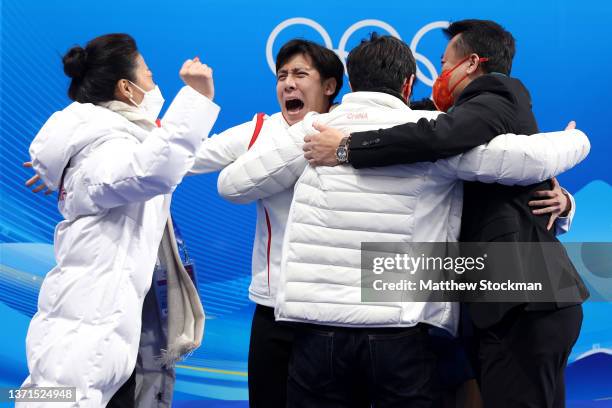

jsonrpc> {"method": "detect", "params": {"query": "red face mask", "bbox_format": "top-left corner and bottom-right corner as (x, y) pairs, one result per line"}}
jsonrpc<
(432, 56), (488, 112)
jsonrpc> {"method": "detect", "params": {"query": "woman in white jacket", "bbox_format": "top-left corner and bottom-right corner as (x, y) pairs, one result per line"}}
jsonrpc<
(19, 34), (219, 407)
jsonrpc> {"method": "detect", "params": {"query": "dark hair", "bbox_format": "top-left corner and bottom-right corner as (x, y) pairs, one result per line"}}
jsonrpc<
(410, 98), (437, 111)
(275, 39), (344, 104)
(63, 33), (139, 103)
(346, 33), (416, 100)
(443, 19), (515, 75)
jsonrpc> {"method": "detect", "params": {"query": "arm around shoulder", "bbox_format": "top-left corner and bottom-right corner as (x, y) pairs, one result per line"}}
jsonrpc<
(348, 92), (513, 168)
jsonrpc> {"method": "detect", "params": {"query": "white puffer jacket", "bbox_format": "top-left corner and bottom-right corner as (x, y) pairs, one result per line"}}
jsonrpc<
(218, 92), (590, 335)
(192, 112), (292, 307)
(21, 87), (219, 407)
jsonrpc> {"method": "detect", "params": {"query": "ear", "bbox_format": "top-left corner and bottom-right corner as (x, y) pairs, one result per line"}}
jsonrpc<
(402, 74), (415, 102)
(467, 53), (481, 74)
(323, 77), (337, 96)
(115, 79), (133, 102)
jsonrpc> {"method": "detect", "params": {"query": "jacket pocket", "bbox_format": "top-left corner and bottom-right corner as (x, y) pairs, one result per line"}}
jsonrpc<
(288, 327), (335, 391)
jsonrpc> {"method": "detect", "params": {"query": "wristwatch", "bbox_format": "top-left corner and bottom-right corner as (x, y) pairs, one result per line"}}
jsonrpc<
(335, 135), (351, 164)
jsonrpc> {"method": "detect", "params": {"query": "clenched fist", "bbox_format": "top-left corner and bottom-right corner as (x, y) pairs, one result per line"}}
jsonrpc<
(180, 57), (214, 100)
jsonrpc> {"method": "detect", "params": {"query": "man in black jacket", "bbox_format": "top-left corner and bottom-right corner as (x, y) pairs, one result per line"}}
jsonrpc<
(303, 20), (588, 408)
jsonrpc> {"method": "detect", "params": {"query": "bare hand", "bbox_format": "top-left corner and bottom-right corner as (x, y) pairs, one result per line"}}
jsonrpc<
(303, 122), (346, 166)
(528, 177), (571, 231)
(180, 56), (214, 100)
(24, 162), (53, 195)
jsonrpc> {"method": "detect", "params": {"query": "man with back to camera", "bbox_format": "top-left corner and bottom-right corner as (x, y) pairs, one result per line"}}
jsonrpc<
(303, 19), (589, 408)
(216, 32), (589, 407)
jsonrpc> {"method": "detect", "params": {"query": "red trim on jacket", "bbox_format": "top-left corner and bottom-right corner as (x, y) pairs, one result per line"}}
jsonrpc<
(248, 113), (266, 149)
(264, 207), (272, 295)
(247, 113), (271, 294)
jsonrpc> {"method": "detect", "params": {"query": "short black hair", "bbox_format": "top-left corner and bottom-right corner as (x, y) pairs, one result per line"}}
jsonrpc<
(443, 19), (515, 75)
(63, 33), (139, 104)
(275, 39), (344, 104)
(346, 33), (416, 99)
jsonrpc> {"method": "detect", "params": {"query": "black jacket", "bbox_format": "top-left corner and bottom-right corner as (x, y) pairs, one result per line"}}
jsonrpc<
(349, 74), (588, 328)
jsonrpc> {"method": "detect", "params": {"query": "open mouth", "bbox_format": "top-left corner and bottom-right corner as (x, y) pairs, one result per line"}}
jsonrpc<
(285, 98), (304, 114)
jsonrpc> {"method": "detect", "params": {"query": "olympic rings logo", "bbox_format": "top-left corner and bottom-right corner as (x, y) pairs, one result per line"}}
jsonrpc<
(266, 18), (449, 87)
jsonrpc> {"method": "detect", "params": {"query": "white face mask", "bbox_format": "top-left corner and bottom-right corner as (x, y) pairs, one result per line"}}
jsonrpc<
(128, 81), (165, 123)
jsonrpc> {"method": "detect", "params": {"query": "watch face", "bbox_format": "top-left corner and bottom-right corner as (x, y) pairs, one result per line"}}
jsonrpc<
(336, 147), (348, 162)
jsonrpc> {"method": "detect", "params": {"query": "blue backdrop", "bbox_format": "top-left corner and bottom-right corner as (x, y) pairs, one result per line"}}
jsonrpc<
(1, 0), (611, 406)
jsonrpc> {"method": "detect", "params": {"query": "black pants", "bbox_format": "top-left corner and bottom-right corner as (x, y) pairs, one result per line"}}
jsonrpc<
(478, 305), (583, 408)
(248, 304), (295, 408)
(287, 323), (439, 408)
(107, 370), (136, 408)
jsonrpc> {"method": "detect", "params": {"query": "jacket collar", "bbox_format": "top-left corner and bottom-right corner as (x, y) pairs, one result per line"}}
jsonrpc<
(455, 73), (516, 108)
(269, 111), (291, 129)
(340, 92), (410, 111)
